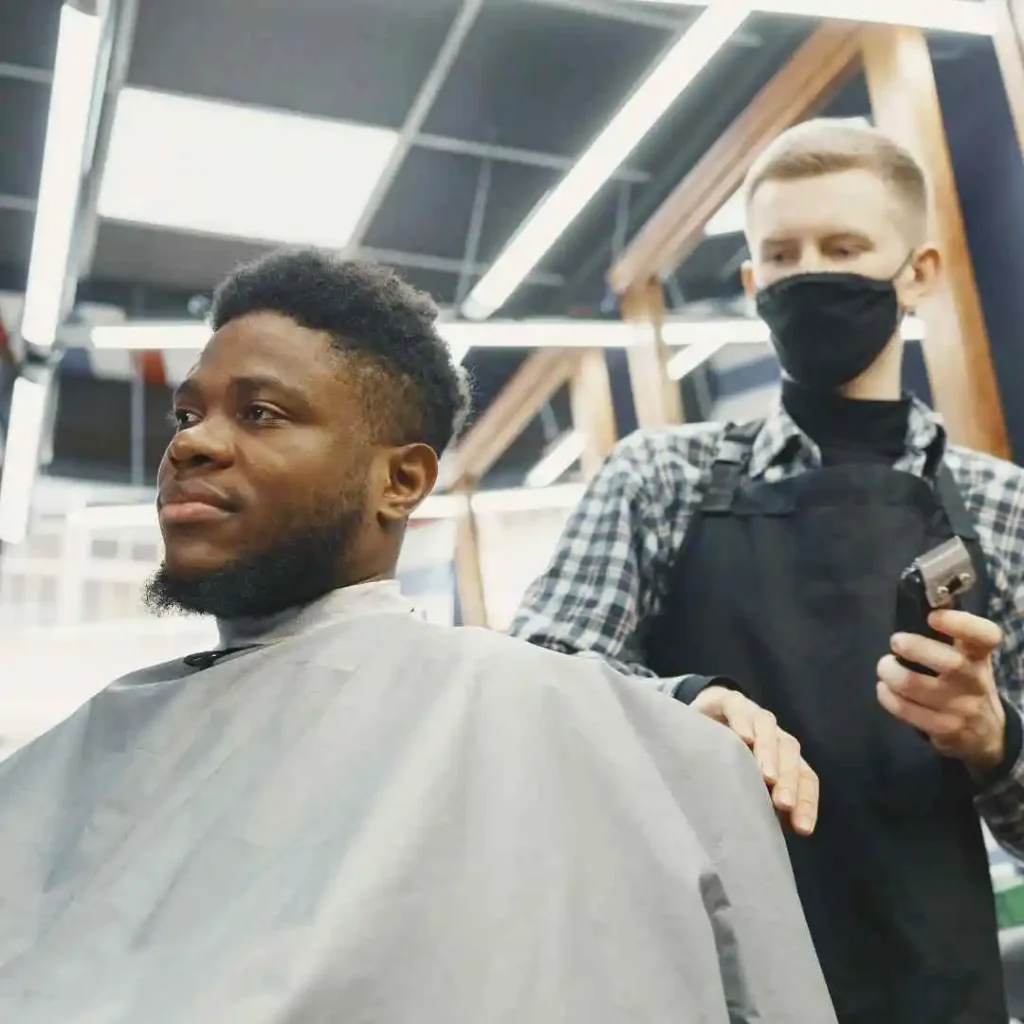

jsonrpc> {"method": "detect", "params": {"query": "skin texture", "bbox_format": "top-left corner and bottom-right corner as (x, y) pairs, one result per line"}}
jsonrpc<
(156, 311), (438, 603)
(695, 167), (1006, 833)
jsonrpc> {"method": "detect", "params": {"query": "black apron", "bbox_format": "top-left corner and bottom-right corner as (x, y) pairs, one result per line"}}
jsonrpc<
(646, 420), (1005, 1024)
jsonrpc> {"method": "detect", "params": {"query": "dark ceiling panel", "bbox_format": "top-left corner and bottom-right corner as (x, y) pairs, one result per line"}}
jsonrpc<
(91, 223), (272, 291)
(0, 0), (60, 70)
(0, 208), (34, 269)
(128, 0), (463, 128)
(421, 0), (686, 157)
(361, 147), (479, 262)
(0, 78), (49, 198)
(474, 159), (556, 264)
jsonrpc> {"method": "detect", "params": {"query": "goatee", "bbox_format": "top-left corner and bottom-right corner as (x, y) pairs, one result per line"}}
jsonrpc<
(144, 512), (364, 621)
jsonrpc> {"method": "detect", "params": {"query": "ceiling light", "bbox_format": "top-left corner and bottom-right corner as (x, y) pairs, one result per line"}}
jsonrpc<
(21, 5), (103, 350)
(98, 88), (400, 248)
(460, 2), (750, 320)
(667, 339), (728, 379)
(90, 314), (925, 356)
(0, 375), (52, 545)
(66, 482), (589, 536)
(627, 0), (992, 35)
(525, 431), (585, 488)
(704, 191), (746, 237)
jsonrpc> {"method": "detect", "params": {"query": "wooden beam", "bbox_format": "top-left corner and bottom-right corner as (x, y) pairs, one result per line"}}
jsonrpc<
(608, 23), (862, 295)
(446, 347), (583, 485)
(862, 26), (1010, 458)
(621, 279), (683, 429)
(453, 491), (489, 628)
(989, 0), (1024, 153)
(569, 348), (618, 478)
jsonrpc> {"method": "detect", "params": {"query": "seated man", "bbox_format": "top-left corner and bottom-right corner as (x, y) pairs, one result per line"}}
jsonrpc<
(0, 250), (834, 1023)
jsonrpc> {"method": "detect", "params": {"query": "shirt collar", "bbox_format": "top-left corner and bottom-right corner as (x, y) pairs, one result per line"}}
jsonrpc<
(217, 579), (418, 649)
(747, 391), (946, 480)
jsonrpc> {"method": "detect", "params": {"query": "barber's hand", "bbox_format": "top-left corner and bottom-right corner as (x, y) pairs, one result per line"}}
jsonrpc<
(691, 685), (819, 836)
(876, 609), (1006, 776)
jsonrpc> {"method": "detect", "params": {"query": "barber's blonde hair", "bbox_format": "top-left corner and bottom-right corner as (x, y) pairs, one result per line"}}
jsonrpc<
(743, 119), (929, 241)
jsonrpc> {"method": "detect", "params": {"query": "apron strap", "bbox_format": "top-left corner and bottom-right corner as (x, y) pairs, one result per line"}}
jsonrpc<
(701, 419), (763, 514)
(933, 462), (979, 542)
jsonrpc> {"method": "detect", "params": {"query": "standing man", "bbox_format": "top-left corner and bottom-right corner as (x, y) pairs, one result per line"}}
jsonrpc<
(511, 119), (1024, 1024)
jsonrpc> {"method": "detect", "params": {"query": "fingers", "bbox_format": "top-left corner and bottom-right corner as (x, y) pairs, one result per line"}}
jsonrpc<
(707, 692), (819, 835)
(751, 705), (779, 785)
(888, 633), (966, 679)
(928, 609), (1002, 657)
(768, 733), (819, 835)
(792, 763), (819, 836)
(876, 679), (960, 742)
(719, 693), (756, 747)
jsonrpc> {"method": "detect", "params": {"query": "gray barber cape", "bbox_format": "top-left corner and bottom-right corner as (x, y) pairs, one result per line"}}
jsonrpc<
(0, 583), (835, 1023)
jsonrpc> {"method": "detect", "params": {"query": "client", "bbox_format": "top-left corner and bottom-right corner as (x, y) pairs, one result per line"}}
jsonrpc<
(0, 249), (835, 1023)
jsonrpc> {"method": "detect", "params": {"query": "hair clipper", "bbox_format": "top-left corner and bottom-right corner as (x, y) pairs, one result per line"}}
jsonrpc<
(894, 536), (975, 676)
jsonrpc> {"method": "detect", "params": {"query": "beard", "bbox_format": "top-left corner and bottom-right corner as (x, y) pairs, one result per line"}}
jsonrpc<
(144, 508), (365, 621)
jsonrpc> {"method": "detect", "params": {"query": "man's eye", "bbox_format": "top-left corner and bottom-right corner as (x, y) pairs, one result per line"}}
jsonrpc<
(242, 404), (279, 423)
(172, 409), (200, 430)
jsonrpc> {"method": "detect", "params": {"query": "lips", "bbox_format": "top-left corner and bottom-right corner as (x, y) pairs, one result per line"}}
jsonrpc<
(158, 484), (239, 526)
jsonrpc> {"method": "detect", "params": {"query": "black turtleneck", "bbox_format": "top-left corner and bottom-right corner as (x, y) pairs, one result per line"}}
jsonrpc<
(781, 379), (910, 467)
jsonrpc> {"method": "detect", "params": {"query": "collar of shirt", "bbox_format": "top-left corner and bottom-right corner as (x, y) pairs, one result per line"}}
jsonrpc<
(216, 579), (420, 650)
(747, 392), (947, 481)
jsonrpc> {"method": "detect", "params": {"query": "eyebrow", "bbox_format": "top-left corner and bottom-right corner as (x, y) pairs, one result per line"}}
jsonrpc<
(172, 375), (313, 409)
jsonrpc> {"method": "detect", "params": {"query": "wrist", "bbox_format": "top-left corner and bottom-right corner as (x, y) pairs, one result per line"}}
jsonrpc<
(967, 700), (1010, 780)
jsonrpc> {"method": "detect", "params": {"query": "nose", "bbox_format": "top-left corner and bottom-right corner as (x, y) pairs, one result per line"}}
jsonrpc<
(165, 415), (235, 471)
(797, 244), (827, 274)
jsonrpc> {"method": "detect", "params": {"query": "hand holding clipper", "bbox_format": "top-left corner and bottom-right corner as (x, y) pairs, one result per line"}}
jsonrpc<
(894, 537), (976, 676)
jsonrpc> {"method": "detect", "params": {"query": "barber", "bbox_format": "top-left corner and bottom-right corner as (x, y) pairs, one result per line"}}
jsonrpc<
(510, 120), (1024, 1024)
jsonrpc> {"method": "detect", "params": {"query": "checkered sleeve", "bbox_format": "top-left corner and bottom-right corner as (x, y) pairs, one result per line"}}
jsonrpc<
(508, 428), (716, 682)
(960, 451), (1024, 859)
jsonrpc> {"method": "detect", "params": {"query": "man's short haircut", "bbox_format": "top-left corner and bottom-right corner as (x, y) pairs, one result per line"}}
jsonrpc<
(743, 119), (929, 242)
(210, 249), (471, 455)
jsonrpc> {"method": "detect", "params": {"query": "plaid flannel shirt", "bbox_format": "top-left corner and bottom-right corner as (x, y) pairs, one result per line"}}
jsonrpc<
(510, 396), (1024, 859)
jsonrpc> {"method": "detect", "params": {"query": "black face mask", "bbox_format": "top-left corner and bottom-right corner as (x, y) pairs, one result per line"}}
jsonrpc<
(755, 259), (913, 390)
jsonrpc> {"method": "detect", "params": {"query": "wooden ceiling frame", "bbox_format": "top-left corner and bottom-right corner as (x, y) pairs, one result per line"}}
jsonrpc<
(445, 347), (585, 488)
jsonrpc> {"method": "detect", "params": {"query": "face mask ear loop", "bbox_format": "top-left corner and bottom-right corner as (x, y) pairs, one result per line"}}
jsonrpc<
(893, 250), (918, 320)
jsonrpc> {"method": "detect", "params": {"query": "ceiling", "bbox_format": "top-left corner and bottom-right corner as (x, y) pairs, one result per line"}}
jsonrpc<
(0, 0), (993, 487)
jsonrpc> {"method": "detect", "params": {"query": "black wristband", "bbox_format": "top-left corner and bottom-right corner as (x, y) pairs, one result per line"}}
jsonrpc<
(672, 674), (748, 705)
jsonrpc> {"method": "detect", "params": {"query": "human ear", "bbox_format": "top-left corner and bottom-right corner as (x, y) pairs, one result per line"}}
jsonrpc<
(741, 259), (757, 300)
(377, 443), (439, 523)
(899, 245), (942, 310)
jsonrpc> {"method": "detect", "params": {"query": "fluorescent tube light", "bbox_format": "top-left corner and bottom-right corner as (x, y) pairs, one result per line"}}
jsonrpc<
(98, 88), (400, 248)
(461, 2), (750, 320)
(67, 482), (590, 536)
(0, 376), (51, 545)
(628, 0), (992, 35)
(91, 322), (209, 351)
(91, 314), (925, 354)
(525, 431), (585, 488)
(21, 5), (103, 350)
(667, 338), (728, 379)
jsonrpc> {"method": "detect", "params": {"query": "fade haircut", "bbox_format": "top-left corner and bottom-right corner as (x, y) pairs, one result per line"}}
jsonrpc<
(210, 249), (471, 455)
(743, 119), (930, 243)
